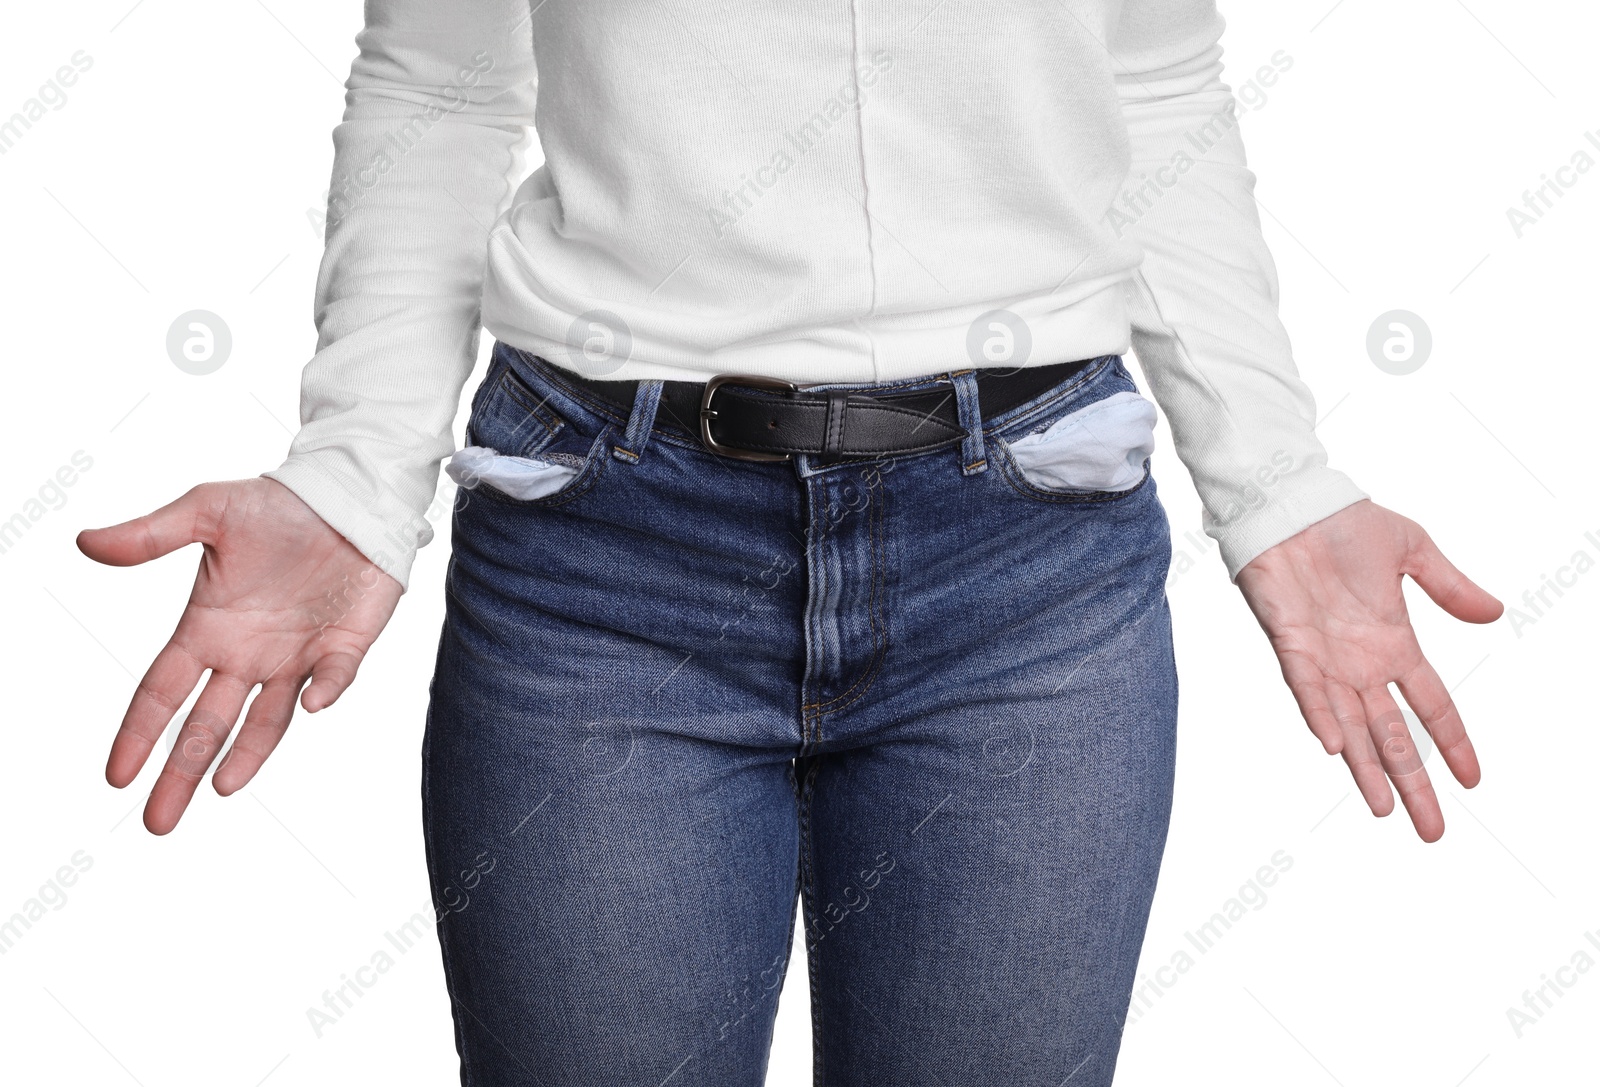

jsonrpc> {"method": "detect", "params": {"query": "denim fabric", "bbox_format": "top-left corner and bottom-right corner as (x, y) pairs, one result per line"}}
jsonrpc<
(422, 342), (1179, 1087)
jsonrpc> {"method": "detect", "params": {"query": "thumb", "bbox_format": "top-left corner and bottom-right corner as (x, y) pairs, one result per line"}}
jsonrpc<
(302, 647), (367, 713)
(1406, 528), (1503, 625)
(77, 484), (220, 567)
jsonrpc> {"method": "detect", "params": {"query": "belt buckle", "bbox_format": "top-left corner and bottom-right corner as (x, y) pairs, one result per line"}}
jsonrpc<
(700, 374), (799, 462)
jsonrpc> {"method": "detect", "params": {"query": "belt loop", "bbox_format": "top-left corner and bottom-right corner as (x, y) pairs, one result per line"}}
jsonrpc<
(612, 379), (663, 464)
(949, 369), (987, 476)
(818, 389), (850, 466)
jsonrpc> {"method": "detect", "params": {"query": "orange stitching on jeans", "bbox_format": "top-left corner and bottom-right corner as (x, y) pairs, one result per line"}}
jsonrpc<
(800, 482), (828, 743)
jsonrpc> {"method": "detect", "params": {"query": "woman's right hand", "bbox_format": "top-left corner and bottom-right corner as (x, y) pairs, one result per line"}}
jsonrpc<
(77, 477), (403, 834)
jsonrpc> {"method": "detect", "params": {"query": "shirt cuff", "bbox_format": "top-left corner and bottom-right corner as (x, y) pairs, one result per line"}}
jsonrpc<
(1208, 466), (1370, 582)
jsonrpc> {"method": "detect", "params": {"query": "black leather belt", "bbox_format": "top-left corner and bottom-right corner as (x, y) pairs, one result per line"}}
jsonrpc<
(549, 358), (1098, 464)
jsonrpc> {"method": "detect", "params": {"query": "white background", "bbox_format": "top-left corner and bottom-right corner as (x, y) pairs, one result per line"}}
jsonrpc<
(1, 1), (1593, 1084)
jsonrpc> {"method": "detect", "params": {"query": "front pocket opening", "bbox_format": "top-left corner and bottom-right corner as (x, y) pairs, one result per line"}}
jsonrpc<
(1003, 390), (1158, 493)
(445, 445), (585, 502)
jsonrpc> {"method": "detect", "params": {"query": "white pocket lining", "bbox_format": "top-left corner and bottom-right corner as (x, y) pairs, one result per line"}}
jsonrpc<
(1004, 391), (1158, 493)
(445, 445), (584, 501)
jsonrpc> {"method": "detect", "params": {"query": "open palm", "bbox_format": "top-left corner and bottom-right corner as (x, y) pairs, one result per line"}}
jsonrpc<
(1236, 498), (1503, 841)
(78, 478), (402, 834)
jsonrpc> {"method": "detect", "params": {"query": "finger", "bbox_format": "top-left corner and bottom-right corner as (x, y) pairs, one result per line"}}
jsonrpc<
(1327, 680), (1394, 817)
(77, 484), (218, 567)
(1396, 656), (1481, 789)
(144, 671), (252, 835)
(214, 676), (306, 796)
(1362, 686), (1444, 843)
(302, 648), (366, 713)
(1405, 530), (1503, 625)
(108, 643), (205, 788)
(1279, 653), (1344, 755)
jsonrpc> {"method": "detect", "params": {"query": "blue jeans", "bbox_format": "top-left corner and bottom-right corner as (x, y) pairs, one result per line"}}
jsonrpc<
(422, 342), (1179, 1086)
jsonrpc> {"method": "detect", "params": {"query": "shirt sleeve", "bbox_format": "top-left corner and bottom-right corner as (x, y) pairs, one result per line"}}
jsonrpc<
(1108, 0), (1367, 581)
(262, 0), (537, 591)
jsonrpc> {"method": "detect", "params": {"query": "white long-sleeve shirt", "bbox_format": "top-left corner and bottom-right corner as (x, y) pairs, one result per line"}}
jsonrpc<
(265, 0), (1367, 590)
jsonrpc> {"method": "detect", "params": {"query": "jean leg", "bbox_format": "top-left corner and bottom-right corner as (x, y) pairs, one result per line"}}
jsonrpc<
(803, 597), (1178, 1086)
(422, 348), (811, 1086)
(423, 636), (801, 1086)
(800, 360), (1179, 1086)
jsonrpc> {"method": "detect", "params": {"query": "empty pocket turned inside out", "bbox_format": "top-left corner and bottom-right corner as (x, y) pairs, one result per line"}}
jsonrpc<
(1003, 390), (1158, 493)
(445, 445), (585, 501)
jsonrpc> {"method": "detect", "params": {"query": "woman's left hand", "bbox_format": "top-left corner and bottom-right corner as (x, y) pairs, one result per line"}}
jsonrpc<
(1234, 498), (1503, 841)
